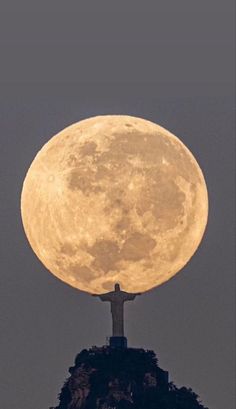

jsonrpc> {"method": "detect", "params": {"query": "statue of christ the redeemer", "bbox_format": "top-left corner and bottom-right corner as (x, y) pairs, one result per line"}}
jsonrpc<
(92, 283), (141, 338)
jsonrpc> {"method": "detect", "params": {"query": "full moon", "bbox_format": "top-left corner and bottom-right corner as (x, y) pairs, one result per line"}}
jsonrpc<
(21, 115), (208, 294)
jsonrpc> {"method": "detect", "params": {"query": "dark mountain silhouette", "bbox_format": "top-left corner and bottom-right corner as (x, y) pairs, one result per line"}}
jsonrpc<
(51, 346), (208, 409)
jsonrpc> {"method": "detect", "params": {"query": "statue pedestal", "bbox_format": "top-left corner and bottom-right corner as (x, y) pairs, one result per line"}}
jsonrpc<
(109, 336), (127, 348)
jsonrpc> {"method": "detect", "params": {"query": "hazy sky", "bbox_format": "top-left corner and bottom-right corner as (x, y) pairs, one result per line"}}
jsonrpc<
(0, 3), (235, 409)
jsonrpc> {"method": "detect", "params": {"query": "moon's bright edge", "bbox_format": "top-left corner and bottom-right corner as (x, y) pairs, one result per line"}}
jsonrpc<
(21, 115), (208, 294)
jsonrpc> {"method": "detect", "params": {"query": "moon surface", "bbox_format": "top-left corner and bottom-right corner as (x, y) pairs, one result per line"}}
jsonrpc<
(21, 115), (208, 294)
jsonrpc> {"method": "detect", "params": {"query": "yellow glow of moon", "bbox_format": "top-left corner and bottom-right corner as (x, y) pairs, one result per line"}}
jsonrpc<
(21, 115), (208, 294)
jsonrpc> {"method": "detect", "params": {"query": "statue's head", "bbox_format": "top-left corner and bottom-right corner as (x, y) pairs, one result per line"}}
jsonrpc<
(114, 283), (120, 292)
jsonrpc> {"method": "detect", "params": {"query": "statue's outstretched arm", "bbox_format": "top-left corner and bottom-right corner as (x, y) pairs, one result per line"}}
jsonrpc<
(125, 292), (142, 301)
(91, 292), (112, 301)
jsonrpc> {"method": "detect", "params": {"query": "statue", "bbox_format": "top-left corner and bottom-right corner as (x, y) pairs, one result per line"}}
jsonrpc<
(92, 283), (141, 337)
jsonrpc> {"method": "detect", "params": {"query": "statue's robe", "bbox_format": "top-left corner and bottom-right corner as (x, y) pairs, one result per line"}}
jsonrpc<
(98, 290), (137, 336)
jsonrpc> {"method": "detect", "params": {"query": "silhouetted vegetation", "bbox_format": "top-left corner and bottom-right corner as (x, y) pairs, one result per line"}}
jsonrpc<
(53, 346), (208, 409)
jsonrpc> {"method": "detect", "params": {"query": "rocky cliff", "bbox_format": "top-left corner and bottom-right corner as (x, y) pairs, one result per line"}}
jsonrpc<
(52, 346), (208, 409)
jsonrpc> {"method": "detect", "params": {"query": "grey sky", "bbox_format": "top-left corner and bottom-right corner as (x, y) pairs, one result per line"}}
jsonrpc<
(0, 3), (235, 409)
